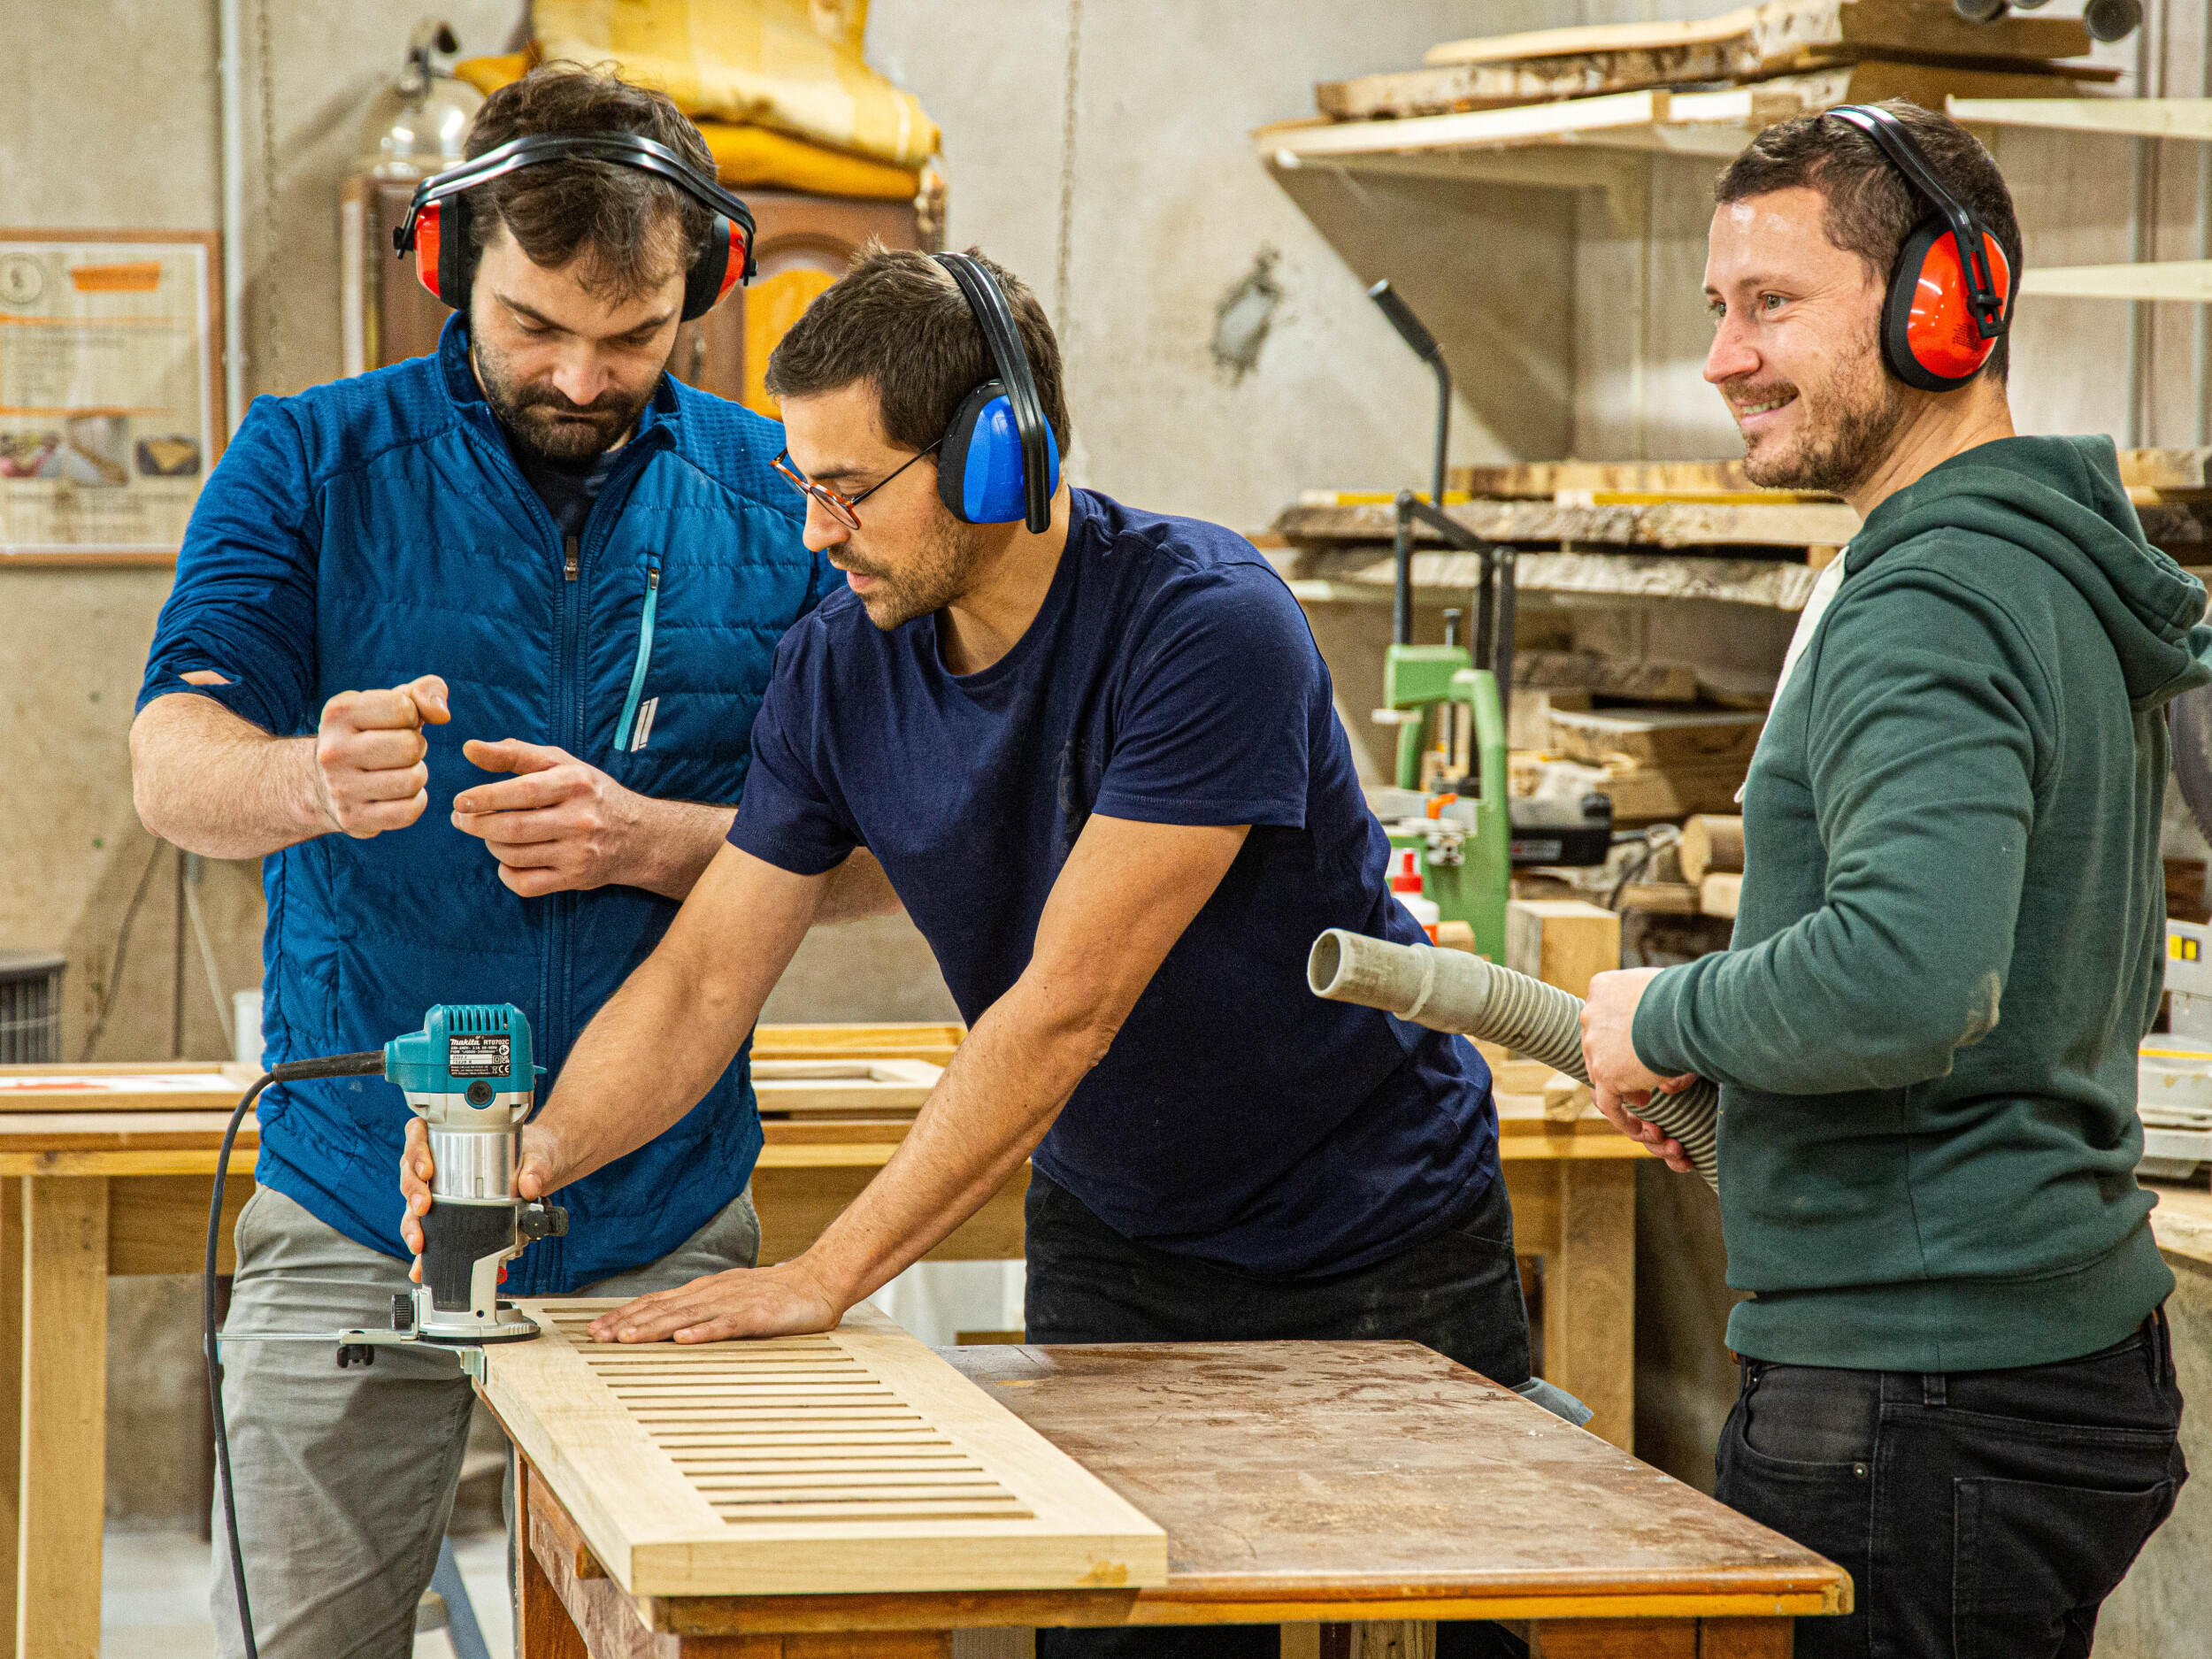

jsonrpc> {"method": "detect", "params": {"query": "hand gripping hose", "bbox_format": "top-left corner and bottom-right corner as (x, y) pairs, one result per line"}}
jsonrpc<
(1308, 929), (1720, 1189)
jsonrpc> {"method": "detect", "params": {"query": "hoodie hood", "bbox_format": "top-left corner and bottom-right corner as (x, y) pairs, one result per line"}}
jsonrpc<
(1851, 434), (2212, 710)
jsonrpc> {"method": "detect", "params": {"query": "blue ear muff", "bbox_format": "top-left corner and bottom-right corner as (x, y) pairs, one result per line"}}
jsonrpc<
(938, 379), (1061, 526)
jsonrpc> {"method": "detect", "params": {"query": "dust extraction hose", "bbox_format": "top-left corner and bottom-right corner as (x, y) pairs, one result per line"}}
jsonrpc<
(1307, 928), (1720, 1188)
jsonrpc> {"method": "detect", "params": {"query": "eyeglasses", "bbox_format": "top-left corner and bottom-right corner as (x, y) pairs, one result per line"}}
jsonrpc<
(772, 442), (941, 531)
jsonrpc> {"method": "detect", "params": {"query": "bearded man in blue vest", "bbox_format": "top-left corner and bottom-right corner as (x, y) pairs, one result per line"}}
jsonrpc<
(129, 66), (889, 1655)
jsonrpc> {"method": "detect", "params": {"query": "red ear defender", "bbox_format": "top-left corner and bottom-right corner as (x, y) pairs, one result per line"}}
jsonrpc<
(714, 219), (748, 307)
(411, 201), (445, 303)
(1884, 220), (2012, 393)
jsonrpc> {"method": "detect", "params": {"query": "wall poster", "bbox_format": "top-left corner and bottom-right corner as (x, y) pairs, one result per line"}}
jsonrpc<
(0, 230), (223, 565)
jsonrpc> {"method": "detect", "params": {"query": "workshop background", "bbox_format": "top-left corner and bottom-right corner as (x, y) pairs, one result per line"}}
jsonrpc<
(4, 1), (2212, 1655)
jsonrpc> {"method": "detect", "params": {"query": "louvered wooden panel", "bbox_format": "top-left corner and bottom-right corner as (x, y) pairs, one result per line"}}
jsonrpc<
(480, 1301), (1166, 1596)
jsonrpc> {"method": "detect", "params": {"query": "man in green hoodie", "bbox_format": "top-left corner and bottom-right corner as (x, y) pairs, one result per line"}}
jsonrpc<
(1578, 101), (2199, 1656)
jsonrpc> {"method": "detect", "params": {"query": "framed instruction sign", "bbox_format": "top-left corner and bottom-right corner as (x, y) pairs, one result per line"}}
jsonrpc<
(0, 229), (224, 565)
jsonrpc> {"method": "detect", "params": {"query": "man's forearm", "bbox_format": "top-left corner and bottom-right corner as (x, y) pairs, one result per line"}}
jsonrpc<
(526, 844), (827, 1187)
(130, 693), (329, 859)
(626, 800), (738, 900)
(791, 976), (1110, 1309)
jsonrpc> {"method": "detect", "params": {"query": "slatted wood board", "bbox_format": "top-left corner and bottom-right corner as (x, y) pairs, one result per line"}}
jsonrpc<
(479, 1301), (1166, 1597)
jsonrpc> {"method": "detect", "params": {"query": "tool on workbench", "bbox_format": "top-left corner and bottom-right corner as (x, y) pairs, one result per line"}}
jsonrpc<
(1364, 282), (1612, 961)
(2141, 919), (2212, 1181)
(204, 1004), (565, 1659)
(1308, 927), (1719, 1189)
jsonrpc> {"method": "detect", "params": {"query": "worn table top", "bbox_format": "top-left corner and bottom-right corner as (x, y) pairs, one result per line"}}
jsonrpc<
(940, 1341), (1845, 1617)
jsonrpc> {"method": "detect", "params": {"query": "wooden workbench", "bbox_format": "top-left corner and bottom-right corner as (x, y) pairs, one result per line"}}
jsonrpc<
(0, 1037), (1643, 1657)
(510, 1340), (1847, 1657)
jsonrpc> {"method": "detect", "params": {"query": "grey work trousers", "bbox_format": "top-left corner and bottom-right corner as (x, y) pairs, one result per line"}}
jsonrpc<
(211, 1184), (760, 1659)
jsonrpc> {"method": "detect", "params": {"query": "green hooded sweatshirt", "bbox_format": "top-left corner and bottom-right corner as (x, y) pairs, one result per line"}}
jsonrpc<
(1634, 434), (2212, 1371)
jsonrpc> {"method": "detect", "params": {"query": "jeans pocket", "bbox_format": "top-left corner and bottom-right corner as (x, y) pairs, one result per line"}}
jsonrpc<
(1953, 1476), (2177, 1659)
(1715, 1397), (1873, 1613)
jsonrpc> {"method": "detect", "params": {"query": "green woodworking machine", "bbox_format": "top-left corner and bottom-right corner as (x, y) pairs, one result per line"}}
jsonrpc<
(1367, 281), (1612, 960)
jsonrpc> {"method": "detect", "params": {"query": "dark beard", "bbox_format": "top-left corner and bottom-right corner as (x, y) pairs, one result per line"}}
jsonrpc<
(473, 340), (654, 466)
(1736, 349), (1909, 497)
(848, 514), (986, 632)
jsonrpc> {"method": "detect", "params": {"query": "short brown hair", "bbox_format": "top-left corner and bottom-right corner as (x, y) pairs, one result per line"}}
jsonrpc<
(764, 246), (1072, 454)
(464, 65), (716, 301)
(1716, 100), (2023, 382)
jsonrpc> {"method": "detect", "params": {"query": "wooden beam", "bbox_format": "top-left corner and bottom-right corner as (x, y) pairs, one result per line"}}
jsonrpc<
(2020, 260), (2212, 303)
(1506, 902), (1622, 999)
(1950, 96), (2212, 140)
(1541, 1163), (1637, 1450)
(18, 1177), (107, 1659)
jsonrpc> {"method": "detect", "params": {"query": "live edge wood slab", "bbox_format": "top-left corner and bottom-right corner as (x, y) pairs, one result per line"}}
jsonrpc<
(511, 1339), (1847, 1657)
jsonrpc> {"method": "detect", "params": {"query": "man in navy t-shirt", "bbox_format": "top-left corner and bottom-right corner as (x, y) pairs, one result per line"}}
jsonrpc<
(403, 249), (1534, 1652)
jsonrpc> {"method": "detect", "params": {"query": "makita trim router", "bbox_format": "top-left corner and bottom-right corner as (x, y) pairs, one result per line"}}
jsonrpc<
(204, 1004), (566, 1659)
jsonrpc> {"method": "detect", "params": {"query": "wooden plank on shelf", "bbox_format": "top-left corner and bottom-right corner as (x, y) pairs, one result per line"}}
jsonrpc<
(1327, 52), (2101, 124)
(1547, 707), (1767, 769)
(1514, 651), (1700, 701)
(1256, 85), (1794, 164)
(1448, 460), (1805, 498)
(2020, 260), (2212, 303)
(1272, 496), (1859, 550)
(2121, 449), (2212, 491)
(1422, 0), (2091, 73)
(1288, 552), (1826, 611)
(476, 1302), (1166, 1599)
(1617, 881), (1703, 915)
(1950, 96), (2212, 140)
(1701, 872), (1745, 919)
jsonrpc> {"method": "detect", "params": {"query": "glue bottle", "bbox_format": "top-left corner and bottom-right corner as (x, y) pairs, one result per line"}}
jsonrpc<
(1390, 847), (1440, 943)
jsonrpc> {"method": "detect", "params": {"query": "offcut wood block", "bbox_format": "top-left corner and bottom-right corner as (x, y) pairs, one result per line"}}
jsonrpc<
(1506, 900), (1621, 998)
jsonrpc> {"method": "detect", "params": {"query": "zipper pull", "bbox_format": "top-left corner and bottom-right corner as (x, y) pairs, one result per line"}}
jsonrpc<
(647, 566), (660, 593)
(564, 534), (580, 582)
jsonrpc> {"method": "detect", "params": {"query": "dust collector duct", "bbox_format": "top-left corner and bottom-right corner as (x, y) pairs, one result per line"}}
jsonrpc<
(1308, 928), (1719, 1188)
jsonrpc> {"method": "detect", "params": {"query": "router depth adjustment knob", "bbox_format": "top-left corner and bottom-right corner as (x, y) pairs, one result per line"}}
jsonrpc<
(518, 1202), (569, 1243)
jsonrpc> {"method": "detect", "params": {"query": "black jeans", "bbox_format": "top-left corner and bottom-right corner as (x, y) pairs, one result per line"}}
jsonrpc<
(1025, 1170), (1532, 1659)
(1715, 1310), (2187, 1659)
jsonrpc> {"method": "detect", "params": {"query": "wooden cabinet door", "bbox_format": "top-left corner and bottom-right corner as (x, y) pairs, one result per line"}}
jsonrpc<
(671, 194), (927, 417)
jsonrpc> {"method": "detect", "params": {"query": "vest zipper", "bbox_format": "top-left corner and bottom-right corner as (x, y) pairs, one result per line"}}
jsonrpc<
(564, 534), (579, 581)
(614, 559), (662, 752)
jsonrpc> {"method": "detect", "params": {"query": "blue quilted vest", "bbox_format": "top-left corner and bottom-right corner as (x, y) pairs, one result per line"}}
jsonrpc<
(140, 317), (829, 1290)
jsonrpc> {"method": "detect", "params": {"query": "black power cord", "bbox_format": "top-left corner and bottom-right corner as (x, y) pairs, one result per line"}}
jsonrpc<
(205, 1049), (385, 1659)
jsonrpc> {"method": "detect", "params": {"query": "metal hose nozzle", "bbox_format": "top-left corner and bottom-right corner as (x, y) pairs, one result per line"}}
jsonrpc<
(1308, 928), (1719, 1188)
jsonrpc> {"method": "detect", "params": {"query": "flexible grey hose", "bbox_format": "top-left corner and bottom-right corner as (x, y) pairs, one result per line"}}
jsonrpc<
(1308, 928), (1719, 1189)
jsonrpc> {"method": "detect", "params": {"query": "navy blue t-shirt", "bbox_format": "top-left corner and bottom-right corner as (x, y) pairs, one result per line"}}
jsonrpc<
(730, 488), (1501, 1276)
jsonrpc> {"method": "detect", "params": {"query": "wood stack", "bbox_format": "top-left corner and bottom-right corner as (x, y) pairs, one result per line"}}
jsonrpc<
(1310, 0), (2107, 136)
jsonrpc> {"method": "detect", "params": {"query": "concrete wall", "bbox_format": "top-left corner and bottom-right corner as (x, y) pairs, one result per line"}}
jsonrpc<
(2, 0), (1586, 1528)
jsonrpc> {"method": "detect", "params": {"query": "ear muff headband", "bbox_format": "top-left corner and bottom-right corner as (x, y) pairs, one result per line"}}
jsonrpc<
(1826, 104), (2012, 390)
(393, 133), (757, 320)
(933, 253), (1058, 534)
